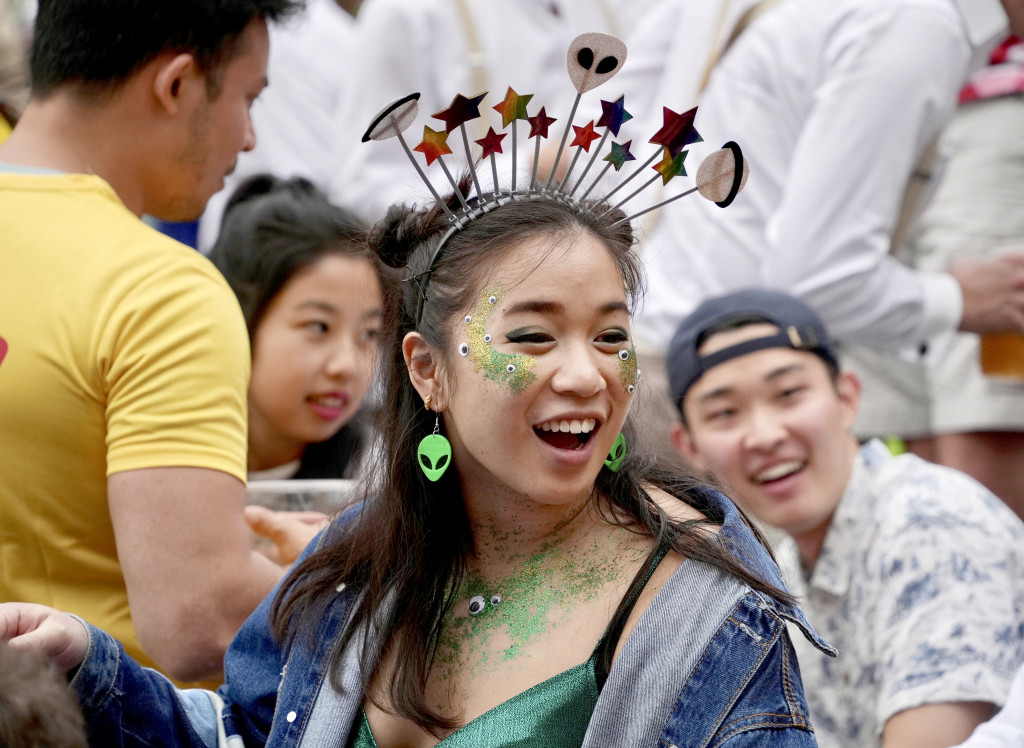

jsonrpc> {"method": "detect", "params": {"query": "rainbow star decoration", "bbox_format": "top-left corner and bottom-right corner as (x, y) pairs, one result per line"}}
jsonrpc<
(433, 92), (490, 196)
(653, 148), (688, 184)
(413, 125), (471, 212)
(493, 88), (533, 127)
(528, 107), (559, 189)
(598, 105), (701, 206)
(567, 96), (634, 197)
(597, 96), (632, 137)
(476, 127), (506, 158)
(414, 126), (452, 166)
(433, 92), (488, 133)
(570, 121), (602, 151)
(528, 108), (557, 139)
(476, 127), (507, 193)
(605, 140), (635, 171)
(493, 88), (533, 190)
(650, 106), (702, 157)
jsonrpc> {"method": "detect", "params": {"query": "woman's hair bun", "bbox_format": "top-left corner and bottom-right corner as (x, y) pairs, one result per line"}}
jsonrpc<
(369, 203), (432, 269)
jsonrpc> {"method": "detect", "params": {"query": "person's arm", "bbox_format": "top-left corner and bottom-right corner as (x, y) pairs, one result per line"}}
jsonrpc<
(883, 702), (998, 748)
(108, 468), (284, 682)
(101, 258), (282, 682)
(867, 467), (1023, 744)
(950, 663), (1024, 748)
(759, 5), (982, 352)
(1, 601), (257, 748)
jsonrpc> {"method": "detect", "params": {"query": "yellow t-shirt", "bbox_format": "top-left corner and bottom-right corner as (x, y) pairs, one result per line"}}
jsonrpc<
(0, 173), (249, 680)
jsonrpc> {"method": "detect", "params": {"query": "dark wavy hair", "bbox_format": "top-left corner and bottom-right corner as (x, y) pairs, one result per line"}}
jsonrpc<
(270, 186), (791, 734)
(209, 174), (381, 479)
(30, 0), (302, 99)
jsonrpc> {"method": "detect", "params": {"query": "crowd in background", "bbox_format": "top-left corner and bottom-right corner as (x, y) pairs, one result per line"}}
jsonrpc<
(2, 0), (1024, 746)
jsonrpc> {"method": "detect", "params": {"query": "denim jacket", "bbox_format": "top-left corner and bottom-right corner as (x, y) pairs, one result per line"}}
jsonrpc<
(71, 489), (834, 747)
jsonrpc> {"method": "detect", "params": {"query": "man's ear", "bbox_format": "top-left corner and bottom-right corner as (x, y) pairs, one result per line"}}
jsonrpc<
(403, 331), (445, 406)
(152, 53), (200, 117)
(670, 421), (702, 467)
(835, 369), (862, 432)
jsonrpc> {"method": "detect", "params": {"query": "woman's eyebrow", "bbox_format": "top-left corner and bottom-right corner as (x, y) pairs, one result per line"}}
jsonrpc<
(505, 300), (563, 316)
(504, 299), (628, 316)
(294, 300), (339, 314)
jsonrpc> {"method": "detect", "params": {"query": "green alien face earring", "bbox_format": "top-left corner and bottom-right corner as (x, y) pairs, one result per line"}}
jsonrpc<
(604, 432), (627, 472)
(418, 394), (452, 482)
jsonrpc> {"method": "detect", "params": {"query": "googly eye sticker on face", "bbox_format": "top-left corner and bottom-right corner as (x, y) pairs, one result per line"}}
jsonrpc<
(465, 285), (537, 395)
(618, 346), (638, 394)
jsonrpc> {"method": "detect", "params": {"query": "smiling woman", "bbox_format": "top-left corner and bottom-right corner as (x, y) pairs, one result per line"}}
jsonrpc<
(0, 173), (832, 748)
(252, 189), (834, 748)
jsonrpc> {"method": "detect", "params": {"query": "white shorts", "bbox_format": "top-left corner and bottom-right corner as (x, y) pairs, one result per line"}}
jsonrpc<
(853, 94), (1024, 439)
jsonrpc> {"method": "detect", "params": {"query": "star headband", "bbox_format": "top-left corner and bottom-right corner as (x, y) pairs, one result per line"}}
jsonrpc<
(361, 32), (749, 325)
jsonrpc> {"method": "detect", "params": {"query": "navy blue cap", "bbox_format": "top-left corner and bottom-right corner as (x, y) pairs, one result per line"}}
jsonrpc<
(667, 289), (840, 408)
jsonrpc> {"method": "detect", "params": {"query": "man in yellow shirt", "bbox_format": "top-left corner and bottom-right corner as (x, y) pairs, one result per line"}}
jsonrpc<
(0, 0), (300, 684)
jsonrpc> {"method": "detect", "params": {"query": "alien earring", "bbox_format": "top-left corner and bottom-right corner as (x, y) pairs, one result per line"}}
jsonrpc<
(418, 394), (452, 482)
(604, 432), (627, 472)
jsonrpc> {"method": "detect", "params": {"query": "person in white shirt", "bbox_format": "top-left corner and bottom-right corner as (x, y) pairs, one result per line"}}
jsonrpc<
(636, 0), (1024, 392)
(327, 0), (637, 223)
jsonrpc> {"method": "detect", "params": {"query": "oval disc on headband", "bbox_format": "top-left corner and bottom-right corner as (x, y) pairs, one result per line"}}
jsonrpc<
(362, 93), (421, 142)
(567, 33), (627, 94)
(696, 141), (750, 208)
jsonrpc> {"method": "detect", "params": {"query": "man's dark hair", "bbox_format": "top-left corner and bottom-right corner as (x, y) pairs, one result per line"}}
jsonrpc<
(29, 0), (303, 99)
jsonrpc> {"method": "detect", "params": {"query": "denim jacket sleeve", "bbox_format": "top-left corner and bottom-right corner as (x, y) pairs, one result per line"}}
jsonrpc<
(659, 591), (820, 748)
(69, 527), (328, 747)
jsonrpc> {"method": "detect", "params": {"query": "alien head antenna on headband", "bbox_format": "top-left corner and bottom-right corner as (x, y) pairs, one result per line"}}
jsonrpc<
(360, 32), (749, 322)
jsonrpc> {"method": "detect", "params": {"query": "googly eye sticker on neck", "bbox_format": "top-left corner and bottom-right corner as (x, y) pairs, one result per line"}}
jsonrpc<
(463, 285), (537, 395)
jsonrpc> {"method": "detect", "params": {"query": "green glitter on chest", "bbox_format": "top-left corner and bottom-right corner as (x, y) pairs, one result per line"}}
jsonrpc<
(464, 285), (537, 395)
(434, 531), (648, 675)
(617, 346), (638, 392)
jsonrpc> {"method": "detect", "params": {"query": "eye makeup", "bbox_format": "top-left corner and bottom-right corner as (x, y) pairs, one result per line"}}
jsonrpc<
(461, 285), (538, 395)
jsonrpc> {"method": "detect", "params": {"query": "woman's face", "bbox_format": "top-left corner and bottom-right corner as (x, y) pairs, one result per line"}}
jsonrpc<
(439, 231), (637, 506)
(248, 254), (382, 466)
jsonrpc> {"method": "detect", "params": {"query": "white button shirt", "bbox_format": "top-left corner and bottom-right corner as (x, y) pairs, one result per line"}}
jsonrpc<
(783, 440), (1024, 748)
(327, 0), (634, 223)
(635, 0), (1008, 356)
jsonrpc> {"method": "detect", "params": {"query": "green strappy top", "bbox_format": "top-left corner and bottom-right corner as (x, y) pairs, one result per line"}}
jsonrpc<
(346, 542), (671, 748)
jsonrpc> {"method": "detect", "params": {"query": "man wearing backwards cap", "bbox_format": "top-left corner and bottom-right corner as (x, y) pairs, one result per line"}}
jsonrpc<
(666, 288), (1024, 748)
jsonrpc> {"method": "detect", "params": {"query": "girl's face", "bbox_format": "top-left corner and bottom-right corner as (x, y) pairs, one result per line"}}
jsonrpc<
(438, 231), (636, 506)
(248, 254), (382, 468)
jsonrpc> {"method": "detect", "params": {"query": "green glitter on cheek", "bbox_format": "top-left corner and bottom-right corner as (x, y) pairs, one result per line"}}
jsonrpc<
(464, 284), (537, 395)
(617, 346), (638, 392)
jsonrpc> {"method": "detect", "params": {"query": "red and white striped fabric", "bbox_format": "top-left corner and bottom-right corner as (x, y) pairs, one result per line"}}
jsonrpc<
(959, 36), (1024, 103)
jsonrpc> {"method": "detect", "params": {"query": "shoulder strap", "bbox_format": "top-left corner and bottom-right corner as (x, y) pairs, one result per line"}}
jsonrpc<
(593, 539), (672, 688)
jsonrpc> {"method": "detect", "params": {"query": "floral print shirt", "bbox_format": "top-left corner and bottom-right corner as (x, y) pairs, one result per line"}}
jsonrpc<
(783, 440), (1024, 748)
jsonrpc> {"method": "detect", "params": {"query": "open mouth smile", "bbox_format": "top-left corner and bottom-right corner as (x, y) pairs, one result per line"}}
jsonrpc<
(534, 418), (598, 451)
(752, 460), (805, 485)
